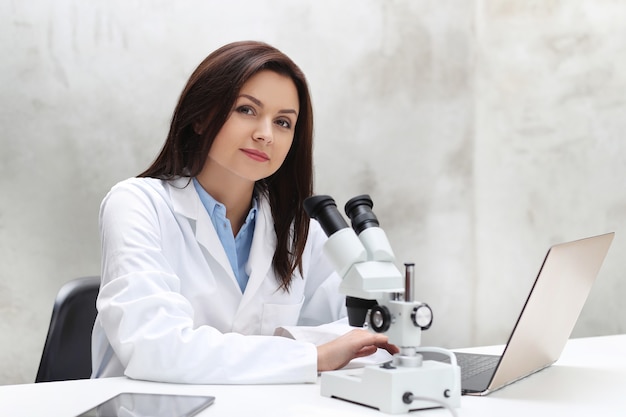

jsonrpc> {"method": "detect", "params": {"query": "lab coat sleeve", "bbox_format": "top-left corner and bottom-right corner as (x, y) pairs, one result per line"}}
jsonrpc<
(97, 180), (318, 384)
(297, 220), (347, 326)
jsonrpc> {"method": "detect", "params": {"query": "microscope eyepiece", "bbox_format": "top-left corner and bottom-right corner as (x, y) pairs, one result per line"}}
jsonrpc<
(346, 296), (378, 327)
(344, 194), (380, 235)
(303, 195), (350, 236)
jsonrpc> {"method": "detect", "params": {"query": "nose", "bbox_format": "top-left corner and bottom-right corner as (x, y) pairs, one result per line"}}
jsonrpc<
(252, 118), (274, 144)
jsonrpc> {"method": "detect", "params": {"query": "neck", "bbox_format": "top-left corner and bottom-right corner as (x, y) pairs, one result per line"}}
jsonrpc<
(196, 168), (255, 236)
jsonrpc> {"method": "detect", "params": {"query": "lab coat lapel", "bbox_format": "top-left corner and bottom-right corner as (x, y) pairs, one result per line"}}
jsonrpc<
(239, 197), (275, 309)
(168, 178), (239, 288)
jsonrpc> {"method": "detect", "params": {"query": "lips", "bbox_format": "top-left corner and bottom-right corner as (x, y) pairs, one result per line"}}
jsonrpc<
(241, 148), (270, 162)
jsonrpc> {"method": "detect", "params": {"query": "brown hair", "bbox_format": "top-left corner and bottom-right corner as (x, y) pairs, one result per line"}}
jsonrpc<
(139, 41), (314, 291)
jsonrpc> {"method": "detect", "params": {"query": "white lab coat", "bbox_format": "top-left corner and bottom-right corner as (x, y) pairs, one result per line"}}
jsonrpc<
(91, 177), (346, 384)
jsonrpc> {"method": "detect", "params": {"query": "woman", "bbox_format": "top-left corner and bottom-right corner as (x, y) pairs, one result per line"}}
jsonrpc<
(91, 41), (397, 384)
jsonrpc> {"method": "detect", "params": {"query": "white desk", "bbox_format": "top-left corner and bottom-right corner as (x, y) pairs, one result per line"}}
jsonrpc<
(1, 335), (625, 416)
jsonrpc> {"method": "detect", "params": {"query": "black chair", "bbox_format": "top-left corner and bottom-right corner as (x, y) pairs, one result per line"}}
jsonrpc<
(36, 276), (100, 383)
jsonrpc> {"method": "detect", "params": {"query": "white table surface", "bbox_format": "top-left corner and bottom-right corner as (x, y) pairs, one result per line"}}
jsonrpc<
(1, 334), (624, 416)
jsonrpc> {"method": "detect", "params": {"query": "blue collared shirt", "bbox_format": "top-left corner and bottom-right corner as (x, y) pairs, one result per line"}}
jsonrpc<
(193, 178), (257, 293)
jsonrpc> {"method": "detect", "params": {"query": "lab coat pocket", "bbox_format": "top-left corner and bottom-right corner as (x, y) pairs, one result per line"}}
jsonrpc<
(260, 296), (305, 335)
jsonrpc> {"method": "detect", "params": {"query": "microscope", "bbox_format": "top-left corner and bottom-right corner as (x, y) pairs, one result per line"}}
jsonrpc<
(304, 194), (461, 414)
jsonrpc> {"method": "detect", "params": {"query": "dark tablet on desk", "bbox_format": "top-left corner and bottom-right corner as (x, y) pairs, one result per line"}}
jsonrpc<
(75, 392), (215, 417)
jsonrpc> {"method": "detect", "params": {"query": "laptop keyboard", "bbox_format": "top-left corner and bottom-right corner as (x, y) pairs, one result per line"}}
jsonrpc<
(454, 353), (500, 381)
(419, 351), (501, 383)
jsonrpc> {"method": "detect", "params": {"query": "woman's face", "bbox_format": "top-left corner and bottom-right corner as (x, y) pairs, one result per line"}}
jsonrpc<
(200, 70), (299, 185)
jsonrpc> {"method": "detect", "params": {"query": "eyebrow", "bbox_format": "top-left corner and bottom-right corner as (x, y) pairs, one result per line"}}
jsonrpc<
(239, 94), (298, 116)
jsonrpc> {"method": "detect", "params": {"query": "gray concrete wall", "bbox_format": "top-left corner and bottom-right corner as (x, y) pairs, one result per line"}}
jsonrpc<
(1, 0), (624, 385)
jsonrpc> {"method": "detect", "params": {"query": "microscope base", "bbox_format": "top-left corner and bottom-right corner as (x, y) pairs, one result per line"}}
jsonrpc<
(320, 360), (461, 414)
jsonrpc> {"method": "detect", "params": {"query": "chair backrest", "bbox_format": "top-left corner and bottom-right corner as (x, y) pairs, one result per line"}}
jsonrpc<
(36, 276), (101, 383)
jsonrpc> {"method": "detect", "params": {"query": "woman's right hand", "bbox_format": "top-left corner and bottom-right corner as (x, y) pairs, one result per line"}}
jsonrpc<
(316, 329), (399, 372)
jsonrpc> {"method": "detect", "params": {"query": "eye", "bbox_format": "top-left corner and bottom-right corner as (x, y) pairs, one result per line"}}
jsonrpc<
(236, 105), (255, 116)
(275, 118), (292, 129)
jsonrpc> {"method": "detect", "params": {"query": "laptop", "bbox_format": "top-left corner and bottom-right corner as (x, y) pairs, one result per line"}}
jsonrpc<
(424, 232), (614, 396)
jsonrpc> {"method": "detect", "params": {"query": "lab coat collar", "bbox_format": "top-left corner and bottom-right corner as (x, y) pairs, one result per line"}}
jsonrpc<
(238, 196), (276, 310)
(168, 177), (198, 219)
(166, 177), (277, 308)
(167, 177), (239, 292)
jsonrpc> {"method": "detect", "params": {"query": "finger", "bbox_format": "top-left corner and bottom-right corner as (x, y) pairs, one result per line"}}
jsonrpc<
(362, 333), (389, 347)
(381, 343), (400, 354)
(354, 345), (378, 358)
